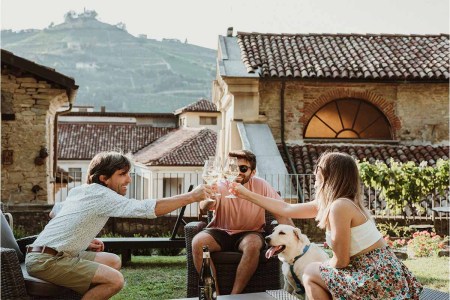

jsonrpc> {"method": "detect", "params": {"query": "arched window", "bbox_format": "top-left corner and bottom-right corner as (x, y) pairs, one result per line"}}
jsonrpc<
(304, 98), (392, 139)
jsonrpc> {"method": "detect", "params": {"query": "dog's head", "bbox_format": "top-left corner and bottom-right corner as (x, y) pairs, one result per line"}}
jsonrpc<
(265, 224), (309, 260)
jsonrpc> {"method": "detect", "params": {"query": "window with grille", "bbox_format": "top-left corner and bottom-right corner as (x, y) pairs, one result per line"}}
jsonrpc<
(68, 168), (82, 182)
(304, 98), (392, 139)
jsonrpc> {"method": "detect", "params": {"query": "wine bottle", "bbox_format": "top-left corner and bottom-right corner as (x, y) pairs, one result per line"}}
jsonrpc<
(198, 245), (217, 300)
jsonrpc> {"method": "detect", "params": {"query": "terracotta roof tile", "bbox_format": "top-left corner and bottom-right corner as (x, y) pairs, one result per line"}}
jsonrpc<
(279, 144), (449, 174)
(174, 99), (218, 115)
(278, 143), (449, 203)
(237, 33), (449, 80)
(58, 123), (174, 159)
(134, 128), (216, 166)
(65, 111), (175, 118)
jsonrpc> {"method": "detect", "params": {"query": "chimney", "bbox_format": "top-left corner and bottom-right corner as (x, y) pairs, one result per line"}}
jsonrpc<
(227, 27), (233, 37)
(100, 106), (106, 113)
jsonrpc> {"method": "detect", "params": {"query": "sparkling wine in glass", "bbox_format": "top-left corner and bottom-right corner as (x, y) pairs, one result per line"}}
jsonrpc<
(208, 156), (222, 196)
(202, 160), (219, 200)
(223, 157), (239, 199)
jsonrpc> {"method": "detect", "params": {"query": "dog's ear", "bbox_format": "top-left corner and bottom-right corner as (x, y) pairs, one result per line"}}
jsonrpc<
(293, 227), (303, 241)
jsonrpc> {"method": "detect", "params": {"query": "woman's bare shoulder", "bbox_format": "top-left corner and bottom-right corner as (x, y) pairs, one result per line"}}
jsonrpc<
(331, 198), (355, 208)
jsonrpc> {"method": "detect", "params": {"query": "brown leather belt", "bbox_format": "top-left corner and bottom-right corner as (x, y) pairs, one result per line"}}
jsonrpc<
(26, 246), (58, 256)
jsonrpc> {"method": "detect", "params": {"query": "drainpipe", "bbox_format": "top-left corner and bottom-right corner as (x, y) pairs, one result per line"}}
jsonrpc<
(53, 103), (73, 177)
(280, 80), (304, 201)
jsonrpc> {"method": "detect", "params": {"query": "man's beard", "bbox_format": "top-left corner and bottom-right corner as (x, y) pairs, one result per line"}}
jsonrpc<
(236, 174), (251, 185)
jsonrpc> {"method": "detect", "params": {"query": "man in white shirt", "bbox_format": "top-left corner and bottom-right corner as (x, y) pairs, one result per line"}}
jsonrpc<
(26, 151), (212, 300)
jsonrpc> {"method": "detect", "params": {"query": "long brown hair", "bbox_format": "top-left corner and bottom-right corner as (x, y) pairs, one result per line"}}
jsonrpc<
(314, 152), (371, 229)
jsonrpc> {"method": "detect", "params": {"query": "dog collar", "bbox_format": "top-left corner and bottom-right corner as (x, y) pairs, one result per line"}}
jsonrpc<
(289, 244), (310, 295)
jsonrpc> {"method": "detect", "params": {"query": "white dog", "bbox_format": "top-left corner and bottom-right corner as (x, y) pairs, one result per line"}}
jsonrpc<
(265, 224), (329, 299)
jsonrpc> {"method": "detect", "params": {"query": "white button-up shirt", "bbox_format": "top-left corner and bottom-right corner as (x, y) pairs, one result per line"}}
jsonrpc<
(32, 183), (156, 256)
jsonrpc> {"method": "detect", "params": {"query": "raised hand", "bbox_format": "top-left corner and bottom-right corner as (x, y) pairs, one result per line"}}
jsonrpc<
(228, 182), (248, 199)
(190, 184), (213, 202)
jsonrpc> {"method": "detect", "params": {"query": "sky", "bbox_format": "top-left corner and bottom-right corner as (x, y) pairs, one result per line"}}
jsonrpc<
(1, 0), (449, 49)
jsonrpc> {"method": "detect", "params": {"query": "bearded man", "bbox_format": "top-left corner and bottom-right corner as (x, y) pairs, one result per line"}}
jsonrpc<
(191, 149), (293, 295)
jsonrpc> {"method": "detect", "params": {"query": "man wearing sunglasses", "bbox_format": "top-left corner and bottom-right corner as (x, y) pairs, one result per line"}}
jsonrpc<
(192, 149), (293, 295)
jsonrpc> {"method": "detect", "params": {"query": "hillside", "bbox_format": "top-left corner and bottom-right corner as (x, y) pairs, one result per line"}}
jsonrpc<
(1, 13), (216, 113)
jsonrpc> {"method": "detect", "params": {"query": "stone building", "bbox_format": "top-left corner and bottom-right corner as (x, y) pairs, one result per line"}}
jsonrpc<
(211, 31), (449, 236)
(1, 49), (78, 205)
(213, 32), (449, 177)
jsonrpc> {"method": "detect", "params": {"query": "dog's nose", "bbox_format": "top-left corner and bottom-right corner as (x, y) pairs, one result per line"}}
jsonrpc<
(265, 236), (271, 243)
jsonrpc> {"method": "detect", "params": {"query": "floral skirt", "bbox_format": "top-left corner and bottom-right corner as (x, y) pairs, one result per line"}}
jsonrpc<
(319, 247), (423, 300)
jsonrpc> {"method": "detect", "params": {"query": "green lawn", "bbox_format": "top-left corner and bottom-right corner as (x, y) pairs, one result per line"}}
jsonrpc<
(111, 256), (187, 300)
(403, 256), (449, 292)
(112, 255), (449, 300)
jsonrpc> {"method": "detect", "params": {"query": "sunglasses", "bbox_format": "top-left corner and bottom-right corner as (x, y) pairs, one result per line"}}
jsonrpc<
(239, 165), (251, 173)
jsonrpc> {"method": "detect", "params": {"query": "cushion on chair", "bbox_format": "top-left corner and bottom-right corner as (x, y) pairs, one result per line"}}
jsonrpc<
(0, 211), (24, 262)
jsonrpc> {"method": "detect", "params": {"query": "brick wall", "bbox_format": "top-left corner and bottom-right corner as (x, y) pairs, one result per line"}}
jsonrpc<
(1, 70), (69, 204)
(259, 80), (449, 145)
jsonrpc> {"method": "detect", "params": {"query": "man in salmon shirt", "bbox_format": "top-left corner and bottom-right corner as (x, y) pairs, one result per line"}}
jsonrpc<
(192, 149), (294, 294)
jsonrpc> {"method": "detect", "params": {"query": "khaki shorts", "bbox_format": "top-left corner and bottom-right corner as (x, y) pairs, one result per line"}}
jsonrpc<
(25, 250), (99, 294)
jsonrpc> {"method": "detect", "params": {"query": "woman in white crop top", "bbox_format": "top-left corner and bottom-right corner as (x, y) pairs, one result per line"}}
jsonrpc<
(230, 152), (422, 300)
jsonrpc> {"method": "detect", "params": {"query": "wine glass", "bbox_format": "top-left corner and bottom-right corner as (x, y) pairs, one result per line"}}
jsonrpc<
(208, 156), (222, 196)
(202, 160), (220, 201)
(209, 156), (222, 171)
(202, 160), (220, 185)
(223, 157), (239, 199)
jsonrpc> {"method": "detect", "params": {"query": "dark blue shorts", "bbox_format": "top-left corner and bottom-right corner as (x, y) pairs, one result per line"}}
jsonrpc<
(202, 228), (264, 252)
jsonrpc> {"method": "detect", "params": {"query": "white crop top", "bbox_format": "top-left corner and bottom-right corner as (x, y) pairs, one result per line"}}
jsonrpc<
(325, 199), (382, 256)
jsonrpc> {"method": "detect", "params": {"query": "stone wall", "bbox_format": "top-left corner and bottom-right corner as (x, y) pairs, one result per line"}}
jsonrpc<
(8, 206), (448, 241)
(259, 80), (449, 145)
(7, 206), (198, 238)
(397, 84), (449, 144)
(1, 70), (69, 204)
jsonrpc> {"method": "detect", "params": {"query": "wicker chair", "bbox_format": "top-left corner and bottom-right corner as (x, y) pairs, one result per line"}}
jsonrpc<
(184, 211), (282, 297)
(1, 219), (82, 300)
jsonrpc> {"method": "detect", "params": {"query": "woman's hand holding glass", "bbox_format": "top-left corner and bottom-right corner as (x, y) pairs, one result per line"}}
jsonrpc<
(228, 182), (248, 199)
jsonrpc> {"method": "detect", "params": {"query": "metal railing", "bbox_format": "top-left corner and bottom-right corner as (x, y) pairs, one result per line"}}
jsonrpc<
(54, 172), (449, 220)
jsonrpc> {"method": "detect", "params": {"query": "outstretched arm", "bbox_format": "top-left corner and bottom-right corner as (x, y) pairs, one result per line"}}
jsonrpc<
(155, 184), (212, 216)
(273, 213), (295, 226)
(230, 182), (318, 219)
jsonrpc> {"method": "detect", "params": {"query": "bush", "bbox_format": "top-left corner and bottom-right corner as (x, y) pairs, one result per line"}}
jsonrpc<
(155, 248), (184, 256)
(407, 231), (448, 257)
(358, 159), (449, 216)
(13, 226), (30, 239)
(377, 222), (412, 238)
(383, 236), (407, 249)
